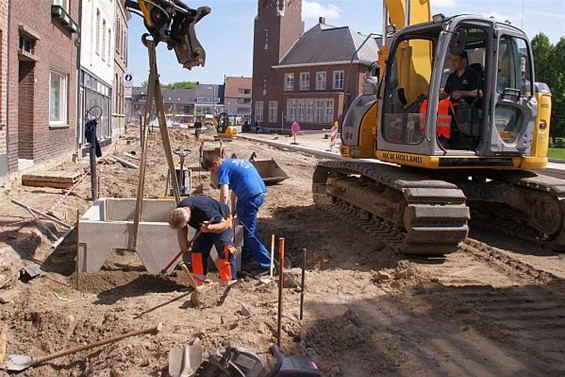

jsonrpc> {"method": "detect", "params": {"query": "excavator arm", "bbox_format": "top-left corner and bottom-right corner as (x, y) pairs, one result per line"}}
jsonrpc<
(125, 0), (210, 69)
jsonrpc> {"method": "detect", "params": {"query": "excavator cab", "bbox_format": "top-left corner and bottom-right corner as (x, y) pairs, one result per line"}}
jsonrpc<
(374, 15), (544, 170)
(342, 15), (547, 171)
(215, 112), (238, 139)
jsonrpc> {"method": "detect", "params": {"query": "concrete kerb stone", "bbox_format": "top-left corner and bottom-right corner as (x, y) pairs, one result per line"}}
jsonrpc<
(237, 134), (343, 160)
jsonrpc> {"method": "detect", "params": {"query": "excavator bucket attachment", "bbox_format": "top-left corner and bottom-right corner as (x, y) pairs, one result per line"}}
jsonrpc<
(249, 153), (289, 185)
(125, 0), (210, 69)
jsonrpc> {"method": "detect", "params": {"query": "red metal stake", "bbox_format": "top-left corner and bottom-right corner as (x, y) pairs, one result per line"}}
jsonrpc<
(277, 237), (285, 347)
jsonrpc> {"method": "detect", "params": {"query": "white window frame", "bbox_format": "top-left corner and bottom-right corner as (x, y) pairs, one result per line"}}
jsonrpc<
(305, 99), (314, 123)
(300, 72), (310, 91)
(102, 19), (106, 61)
(315, 100), (324, 123)
(53, 0), (69, 10)
(333, 70), (344, 90)
(316, 71), (326, 90)
(268, 101), (278, 123)
(287, 99), (296, 122)
(49, 70), (68, 125)
(107, 29), (112, 64)
(255, 101), (263, 122)
(284, 73), (294, 91)
(297, 99), (305, 122)
(324, 99), (334, 123)
(96, 9), (100, 54)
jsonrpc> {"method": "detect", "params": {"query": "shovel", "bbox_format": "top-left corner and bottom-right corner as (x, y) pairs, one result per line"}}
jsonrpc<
(2, 323), (162, 372)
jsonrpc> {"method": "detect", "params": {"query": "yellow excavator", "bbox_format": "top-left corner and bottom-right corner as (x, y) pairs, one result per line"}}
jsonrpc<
(313, 0), (559, 254)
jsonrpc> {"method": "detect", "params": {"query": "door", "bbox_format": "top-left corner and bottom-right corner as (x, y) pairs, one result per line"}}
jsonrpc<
(486, 34), (535, 155)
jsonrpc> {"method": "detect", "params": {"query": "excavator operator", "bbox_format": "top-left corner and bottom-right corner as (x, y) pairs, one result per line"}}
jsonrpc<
(420, 50), (480, 148)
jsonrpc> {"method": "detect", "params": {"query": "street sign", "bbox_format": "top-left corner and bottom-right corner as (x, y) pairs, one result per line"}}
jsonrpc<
(123, 73), (133, 88)
(124, 87), (132, 99)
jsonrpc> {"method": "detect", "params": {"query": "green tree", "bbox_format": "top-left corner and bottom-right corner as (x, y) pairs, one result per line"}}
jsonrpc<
(163, 81), (198, 89)
(140, 80), (148, 88)
(531, 33), (553, 84)
(548, 37), (565, 141)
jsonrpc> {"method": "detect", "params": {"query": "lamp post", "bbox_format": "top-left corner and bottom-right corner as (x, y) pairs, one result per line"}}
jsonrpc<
(208, 85), (215, 115)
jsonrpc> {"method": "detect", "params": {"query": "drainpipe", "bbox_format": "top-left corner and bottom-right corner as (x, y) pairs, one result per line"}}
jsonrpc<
(75, 0), (83, 158)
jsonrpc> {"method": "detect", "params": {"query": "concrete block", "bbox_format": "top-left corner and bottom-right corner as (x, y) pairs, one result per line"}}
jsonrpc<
(78, 198), (243, 274)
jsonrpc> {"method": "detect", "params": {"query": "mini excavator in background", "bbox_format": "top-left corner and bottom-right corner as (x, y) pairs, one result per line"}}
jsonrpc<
(313, 0), (561, 254)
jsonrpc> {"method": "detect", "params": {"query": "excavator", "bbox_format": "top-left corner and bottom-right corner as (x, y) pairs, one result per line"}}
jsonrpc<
(313, 0), (560, 254)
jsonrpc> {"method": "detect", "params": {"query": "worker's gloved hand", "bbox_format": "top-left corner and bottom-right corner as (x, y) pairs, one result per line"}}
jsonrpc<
(199, 223), (210, 233)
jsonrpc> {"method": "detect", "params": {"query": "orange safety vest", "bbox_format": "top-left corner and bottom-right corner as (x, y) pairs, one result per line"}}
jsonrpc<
(419, 99), (453, 139)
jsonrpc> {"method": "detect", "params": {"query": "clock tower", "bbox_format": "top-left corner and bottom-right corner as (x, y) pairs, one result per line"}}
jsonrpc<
(252, 0), (304, 125)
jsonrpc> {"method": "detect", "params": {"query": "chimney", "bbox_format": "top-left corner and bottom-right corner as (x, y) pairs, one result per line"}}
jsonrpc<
(319, 17), (325, 24)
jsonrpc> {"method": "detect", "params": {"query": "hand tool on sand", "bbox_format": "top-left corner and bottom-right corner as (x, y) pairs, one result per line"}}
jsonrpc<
(2, 323), (162, 372)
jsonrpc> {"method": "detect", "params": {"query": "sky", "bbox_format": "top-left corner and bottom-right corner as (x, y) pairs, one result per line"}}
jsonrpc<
(126, 0), (565, 86)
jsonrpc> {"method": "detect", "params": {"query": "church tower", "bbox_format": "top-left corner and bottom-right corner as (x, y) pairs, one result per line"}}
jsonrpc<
(252, 0), (304, 126)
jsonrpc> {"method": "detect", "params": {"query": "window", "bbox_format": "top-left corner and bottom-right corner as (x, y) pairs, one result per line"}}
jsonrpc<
(287, 99), (296, 122)
(53, 0), (69, 10)
(107, 29), (112, 63)
(333, 70), (344, 90)
(102, 20), (106, 60)
(255, 101), (263, 122)
(19, 35), (35, 54)
(50, 70), (68, 125)
(264, 28), (269, 50)
(300, 72), (310, 91)
(297, 100), (305, 122)
(96, 9), (100, 53)
(284, 73), (294, 91)
(381, 38), (432, 145)
(315, 100), (324, 123)
(238, 88), (251, 95)
(306, 99), (314, 122)
(316, 71), (326, 90)
(269, 101), (278, 123)
(324, 100), (334, 123)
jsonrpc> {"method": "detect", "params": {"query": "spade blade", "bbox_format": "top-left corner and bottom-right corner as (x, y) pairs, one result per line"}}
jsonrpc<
(2, 354), (33, 372)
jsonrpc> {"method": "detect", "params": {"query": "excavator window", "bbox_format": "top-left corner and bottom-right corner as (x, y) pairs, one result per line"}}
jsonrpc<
(494, 35), (533, 144)
(381, 37), (434, 145)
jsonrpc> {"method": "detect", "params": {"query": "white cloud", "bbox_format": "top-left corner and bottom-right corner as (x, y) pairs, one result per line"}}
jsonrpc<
(303, 1), (343, 21)
(482, 10), (522, 25)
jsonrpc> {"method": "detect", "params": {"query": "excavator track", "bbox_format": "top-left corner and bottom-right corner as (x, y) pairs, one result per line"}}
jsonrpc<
(453, 170), (565, 251)
(313, 160), (470, 255)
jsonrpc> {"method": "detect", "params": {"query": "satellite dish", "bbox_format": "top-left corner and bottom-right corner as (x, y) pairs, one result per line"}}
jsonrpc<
(449, 29), (467, 55)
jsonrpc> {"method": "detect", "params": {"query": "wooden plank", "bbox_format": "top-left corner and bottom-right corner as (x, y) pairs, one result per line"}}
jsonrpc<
(21, 180), (76, 189)
(22, 171), (82, 186)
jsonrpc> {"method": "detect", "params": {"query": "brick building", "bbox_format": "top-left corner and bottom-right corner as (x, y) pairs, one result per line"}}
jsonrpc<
(0, 0), (8, 176)
(252, 0), (378, 131)
(224, 76), (252, 122)
(6, 0), (79, 174)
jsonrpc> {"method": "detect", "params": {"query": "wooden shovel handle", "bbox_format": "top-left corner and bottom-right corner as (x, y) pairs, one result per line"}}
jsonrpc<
(32, 323), (162, 366)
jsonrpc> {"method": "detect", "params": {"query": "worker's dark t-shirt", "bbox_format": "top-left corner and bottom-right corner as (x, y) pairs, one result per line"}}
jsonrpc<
(194, 121), (202, 129)
(177, 196), (229, 230)
(444, 67), (480, 98)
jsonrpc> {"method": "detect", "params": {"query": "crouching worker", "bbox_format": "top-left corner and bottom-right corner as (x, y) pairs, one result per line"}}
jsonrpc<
(167, 195), (237, 286)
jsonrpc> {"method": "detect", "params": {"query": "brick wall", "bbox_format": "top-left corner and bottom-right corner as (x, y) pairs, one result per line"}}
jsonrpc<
(7, 0), (78, 171)
(0, 1), (9, 175)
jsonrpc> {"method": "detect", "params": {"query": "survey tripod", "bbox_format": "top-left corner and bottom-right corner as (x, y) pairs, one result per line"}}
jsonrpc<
(130, 37), (181, 251)
(124, 0), (209, 251)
